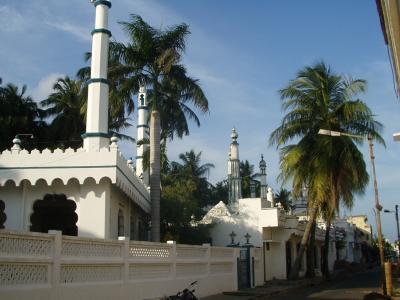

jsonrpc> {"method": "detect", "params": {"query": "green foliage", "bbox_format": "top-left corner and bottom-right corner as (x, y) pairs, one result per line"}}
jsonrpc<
(107, 14), (209, 141)
(41, 77), (86, 148)
(270, 62), (384, 278)
(270, 61), (384, 213)
(240, 160), (260, 198)
(212, 180), (229, 205)
(0, 79), (48, 151)
(274, 188), (292, 212)
(161, 150), (214, 244)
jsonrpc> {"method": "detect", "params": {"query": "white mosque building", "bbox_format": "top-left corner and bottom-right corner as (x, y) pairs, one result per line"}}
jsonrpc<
(202, 128), (328, 280)
(0, 0), (151, 241)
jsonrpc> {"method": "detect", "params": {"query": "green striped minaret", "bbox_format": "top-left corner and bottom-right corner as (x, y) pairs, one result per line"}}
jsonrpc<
(83, 0), (112, 151)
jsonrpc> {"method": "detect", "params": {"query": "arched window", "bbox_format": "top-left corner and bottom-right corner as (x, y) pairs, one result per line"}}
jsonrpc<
(118, 209), (124, 237)
(30, 194), (78, 236)
(0, 200), (6, 229)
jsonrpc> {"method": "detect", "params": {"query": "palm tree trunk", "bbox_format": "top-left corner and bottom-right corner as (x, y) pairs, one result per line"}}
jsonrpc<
(306, 220), (316, 278)
(289, 203), (318, 280)
(150, 110), (161, 242)
(323, 217), (331, 280)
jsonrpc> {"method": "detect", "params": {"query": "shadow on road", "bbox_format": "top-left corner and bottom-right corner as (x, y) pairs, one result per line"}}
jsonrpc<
(264, 268), (383, 300)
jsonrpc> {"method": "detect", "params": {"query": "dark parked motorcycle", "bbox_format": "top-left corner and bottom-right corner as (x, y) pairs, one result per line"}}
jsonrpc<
(166, 281), (198, 300)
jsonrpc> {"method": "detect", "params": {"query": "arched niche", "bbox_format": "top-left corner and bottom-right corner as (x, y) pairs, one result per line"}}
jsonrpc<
(30, 194), (78, 236)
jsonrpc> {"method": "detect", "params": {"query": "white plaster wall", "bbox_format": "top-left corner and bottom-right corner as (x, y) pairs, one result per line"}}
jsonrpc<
(0, 183), (23, 230)
(110, 185), (131, 239)
(209, 199), (265, 247)
(0, 179), (115, 239)
(79, 179), (110, 238)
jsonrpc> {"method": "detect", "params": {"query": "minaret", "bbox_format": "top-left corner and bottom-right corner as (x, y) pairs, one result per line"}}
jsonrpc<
(136, 85), (149, 185)
(259, 154), (268, 198)
(228, 128), (242, 211)
(83, 0), (112, 152)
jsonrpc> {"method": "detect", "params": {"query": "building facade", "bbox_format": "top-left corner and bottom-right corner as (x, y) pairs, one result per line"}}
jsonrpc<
(0, 0), (150, 240)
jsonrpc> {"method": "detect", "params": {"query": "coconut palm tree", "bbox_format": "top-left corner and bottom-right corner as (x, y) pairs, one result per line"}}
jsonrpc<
(270, 62), (384, 279)
(240, 160), (260, 198)
(41, 77), (86, 148)
(109, 15), (209, 242)
(171, 150), (214, 180)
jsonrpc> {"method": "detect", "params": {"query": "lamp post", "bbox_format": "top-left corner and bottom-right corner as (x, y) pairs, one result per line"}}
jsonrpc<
(384, 205), (400, 257)
(318, 129), (387, 295)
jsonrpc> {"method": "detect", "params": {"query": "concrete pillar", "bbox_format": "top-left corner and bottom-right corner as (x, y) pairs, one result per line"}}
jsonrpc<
(83, 0), (112, 151)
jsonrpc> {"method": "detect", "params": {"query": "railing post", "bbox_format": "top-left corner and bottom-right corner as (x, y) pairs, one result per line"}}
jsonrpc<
(119, 236), (129, 283)
(49, 230), (62, 288)
(203, 243), (211, 276)
(167, 241), (177, 279)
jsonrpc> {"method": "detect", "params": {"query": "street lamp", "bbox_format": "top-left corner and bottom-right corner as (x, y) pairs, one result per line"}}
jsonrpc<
(318, 129), (387, 294)
(384, 205), (400, 257)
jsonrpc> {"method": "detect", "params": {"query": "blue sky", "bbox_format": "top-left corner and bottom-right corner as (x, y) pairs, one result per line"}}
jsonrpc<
(1, 0), (400, 242)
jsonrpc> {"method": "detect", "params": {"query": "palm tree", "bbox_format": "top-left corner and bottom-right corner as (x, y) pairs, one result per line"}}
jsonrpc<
(240, 160), (260, 197)
(270, 62), (383, 279)
(110, 15), (209, 242)
(41, 77), (86, 148)
(171, 150), (214, 180)
(0, 82), (45, 150)
(274, 188), (292, 212)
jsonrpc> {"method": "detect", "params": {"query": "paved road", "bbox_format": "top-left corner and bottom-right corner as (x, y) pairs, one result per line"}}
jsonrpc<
(262, 269), (383, 300)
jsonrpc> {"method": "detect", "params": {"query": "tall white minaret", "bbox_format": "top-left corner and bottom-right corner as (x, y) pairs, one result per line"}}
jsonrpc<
(136, 85), (149, 185)
(228, 128), (242, 211)
(83, 0), (112, 152)
(259, 154), (267, 198)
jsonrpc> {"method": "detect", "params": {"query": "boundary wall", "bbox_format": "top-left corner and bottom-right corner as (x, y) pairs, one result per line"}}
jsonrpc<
(0, 230), (240, 300)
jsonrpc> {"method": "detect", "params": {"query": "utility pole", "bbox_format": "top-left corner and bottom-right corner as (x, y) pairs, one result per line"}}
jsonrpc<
(368, 135), (387, 295)
(396, 205), (400, 256)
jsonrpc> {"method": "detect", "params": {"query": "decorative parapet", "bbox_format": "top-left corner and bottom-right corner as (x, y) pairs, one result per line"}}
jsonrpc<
(0, 146), (150, 213)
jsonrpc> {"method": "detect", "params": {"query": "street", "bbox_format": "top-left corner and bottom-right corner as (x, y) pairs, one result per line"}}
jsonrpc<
(204, 269), (384, 300)
(263, 269), (383, 300)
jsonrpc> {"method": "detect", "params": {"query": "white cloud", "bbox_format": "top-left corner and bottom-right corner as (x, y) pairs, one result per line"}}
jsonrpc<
(31, 73), (64, 102)
(46, 21), (91, 42)
(0, 5), (29, 32)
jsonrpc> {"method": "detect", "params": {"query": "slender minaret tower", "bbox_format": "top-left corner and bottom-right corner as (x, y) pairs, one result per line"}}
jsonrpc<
(228, 128), (242, 211)
(259, 154), (268, 198)
(136, 85), (149, 185)
(83, 0), (112, 152)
